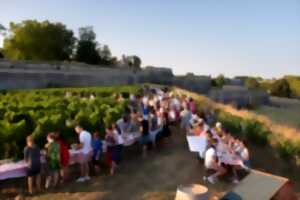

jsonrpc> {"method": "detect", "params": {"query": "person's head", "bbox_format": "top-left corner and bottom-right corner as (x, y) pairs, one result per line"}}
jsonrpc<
(206, 130), (212, 137)
(123, 115), (128, 123)
(26, 135), (34, 147)
(47, 132), (55, 143)
(75, 125), (83, 135)
(132, 109), (137, 114)
(216, 122), (222, 130)
(112, 123), (117, 129)
(198, 118), (204, 127)
(210, 138), (218, 148)
(54, 131), (60, 140)
(93, 131), (100, 139)
(106, 125), (113, 132)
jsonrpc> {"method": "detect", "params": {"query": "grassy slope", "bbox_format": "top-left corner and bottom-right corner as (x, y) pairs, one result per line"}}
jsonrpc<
(255, 97), (300, 129)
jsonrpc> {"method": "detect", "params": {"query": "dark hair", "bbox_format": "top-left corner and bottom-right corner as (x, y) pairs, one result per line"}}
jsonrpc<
(107, 125), (113, 130)
(47, 132), (55, 140)
(75, 124), (82, 129)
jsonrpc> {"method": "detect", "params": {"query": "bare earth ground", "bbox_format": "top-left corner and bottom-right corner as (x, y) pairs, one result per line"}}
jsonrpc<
(1, 125), (300, 200)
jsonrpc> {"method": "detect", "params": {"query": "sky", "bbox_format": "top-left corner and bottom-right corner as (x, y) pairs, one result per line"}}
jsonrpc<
(0, 0), (299, 78)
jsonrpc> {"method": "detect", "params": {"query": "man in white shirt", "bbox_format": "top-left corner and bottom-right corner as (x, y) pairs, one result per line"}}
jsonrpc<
(203, 139), (227, 184)
(75, 125), (92, 182)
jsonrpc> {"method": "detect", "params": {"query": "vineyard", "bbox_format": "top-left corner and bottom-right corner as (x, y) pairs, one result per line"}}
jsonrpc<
(0, 85), (140, 160)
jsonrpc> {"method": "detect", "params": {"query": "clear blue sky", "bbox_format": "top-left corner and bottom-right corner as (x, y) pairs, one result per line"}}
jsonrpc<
(0, 0), (299, 78)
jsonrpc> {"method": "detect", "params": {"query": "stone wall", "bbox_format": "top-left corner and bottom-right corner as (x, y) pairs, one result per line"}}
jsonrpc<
(0, 59), (271, 107)
(209, 85), (270, 108)
(0, 60), (208, 92)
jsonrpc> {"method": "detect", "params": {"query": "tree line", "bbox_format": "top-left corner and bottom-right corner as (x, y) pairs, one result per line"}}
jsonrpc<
(0, 20), (142, 69)
(212, 74), (300, 99)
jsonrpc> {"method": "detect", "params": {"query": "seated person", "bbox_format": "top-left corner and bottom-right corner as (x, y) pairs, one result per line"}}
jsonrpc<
(237, 140), (250, 169)
(203, 138), (227, 184)
(191, 119), (205, 136)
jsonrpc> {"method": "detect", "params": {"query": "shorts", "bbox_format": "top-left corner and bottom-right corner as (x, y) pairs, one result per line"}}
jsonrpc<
(27, 167), (40, 177)
(78, 152), (92, 164)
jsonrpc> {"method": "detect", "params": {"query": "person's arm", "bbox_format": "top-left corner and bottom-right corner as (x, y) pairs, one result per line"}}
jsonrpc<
(76, 134), (84, 150)
(24, 148), (29, 163)
(76, 142), (84, 150)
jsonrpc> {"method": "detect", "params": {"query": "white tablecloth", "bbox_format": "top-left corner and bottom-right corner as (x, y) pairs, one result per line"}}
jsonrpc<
(0, 132), (142, 181)
(186, 135), (207, 158)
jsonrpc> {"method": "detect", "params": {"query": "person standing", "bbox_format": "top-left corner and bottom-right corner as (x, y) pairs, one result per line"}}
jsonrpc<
(74, 125), (92, 182)
(91, 131), (103, 174)
(139, 116), (150, 157)
(55, 131), (70, 183)
(24, 135), (41, 195)
(45, 133), (60, 189)
(105, 125), (118, 175)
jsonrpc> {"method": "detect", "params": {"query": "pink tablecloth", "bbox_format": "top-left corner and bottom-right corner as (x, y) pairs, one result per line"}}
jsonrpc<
(217, 150), (243, 166)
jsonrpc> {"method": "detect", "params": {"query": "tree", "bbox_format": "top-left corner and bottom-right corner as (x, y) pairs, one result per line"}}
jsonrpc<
(98, 44), (114, 65)
(75, 26), (100, 65)
(3, 20), (75, 61)
(129, 55), (141, 69)
(245, 77), (260, 89)
(270, 78), (291, 97)
(213, 74), (226, 88)
(0, 24), (6, 36)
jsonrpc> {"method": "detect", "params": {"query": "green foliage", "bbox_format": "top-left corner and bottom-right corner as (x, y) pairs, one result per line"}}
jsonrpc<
(75, 40), (100, 64)
(3, 20), (75, 61)
(245, 77), (260, 89)
(276, 141), (297, 161)
(284, 75), (300, 98)
(241, 120), (270, 146)
(270, 78), (291, 98)
(75, 26), (115, 65)
(121, 55), (142, 71)
(217, 110), (269, 146)
(212, 74), (227, 88)
(0, 85), (140, 159)
(216, 111), (242, 134)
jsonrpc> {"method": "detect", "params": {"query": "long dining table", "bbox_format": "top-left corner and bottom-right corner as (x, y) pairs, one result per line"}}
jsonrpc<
(0, 131), (141, 181)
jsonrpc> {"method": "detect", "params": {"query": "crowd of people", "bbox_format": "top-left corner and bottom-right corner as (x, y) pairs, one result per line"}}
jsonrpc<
(22, 86), (251, 195)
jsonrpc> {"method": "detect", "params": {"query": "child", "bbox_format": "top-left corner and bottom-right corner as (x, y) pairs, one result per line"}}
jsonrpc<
(55, 131), (70, 183)
(45, 133), (60, 189)
(92, 131), (103, 174)
(24, 135), (41, 194)
(105, 126), (118, 175)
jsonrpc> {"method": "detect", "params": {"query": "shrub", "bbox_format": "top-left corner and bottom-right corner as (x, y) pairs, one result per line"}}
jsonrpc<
(216, 110), (242, 135)
(276, 141), (297, 161)
(270, 78), (291, 98)
(241, 120), (270, 146)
